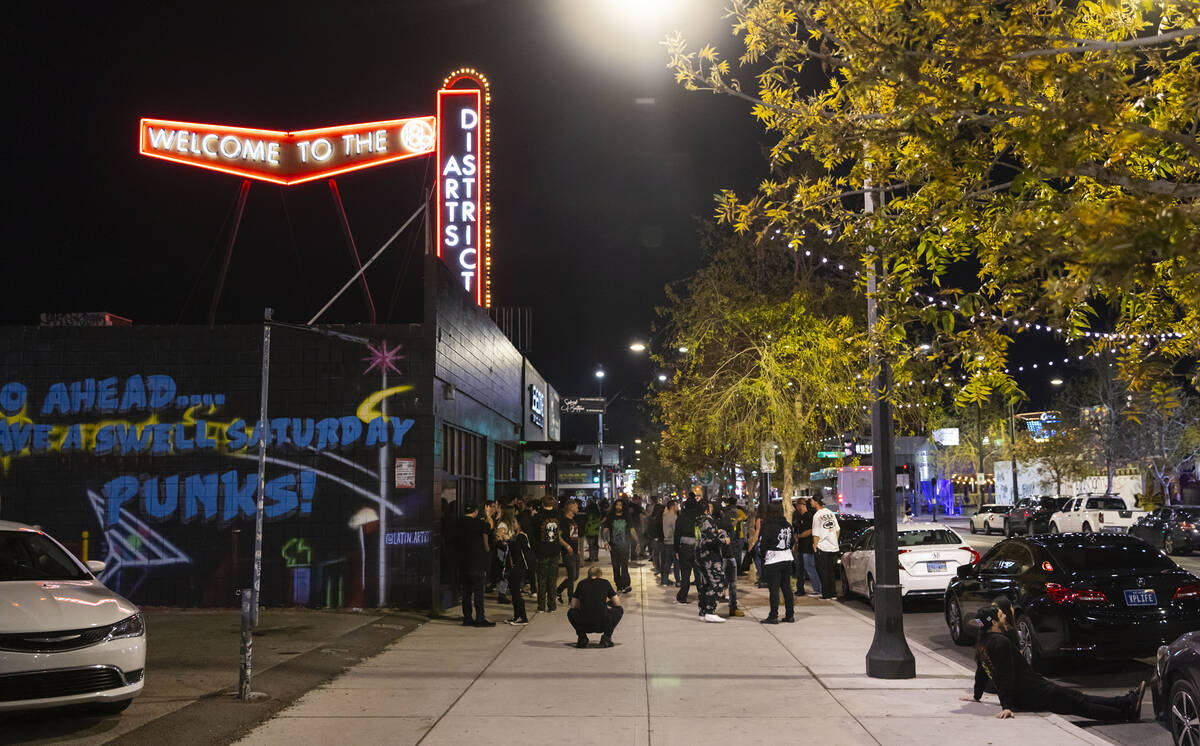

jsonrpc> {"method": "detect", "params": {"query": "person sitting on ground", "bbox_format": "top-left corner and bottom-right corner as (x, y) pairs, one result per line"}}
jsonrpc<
(963, 605), (1144, 721)
(568, 565), (624, 648)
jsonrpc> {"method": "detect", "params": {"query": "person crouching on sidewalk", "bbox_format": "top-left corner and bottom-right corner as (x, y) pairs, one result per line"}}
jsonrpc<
(568, 566), (624, 648)
(963, 605), (1144, 721)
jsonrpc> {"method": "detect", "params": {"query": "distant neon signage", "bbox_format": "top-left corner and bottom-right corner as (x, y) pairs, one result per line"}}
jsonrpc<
(139, 117), (436, 186)
(436, 69), (492, 307)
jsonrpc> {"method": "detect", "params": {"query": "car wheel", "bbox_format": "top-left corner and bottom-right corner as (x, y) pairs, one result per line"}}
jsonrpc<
(1015, 615), (1041, 670)
(867, 575), (876, 609)
(1169, 678), (1200, 746)
(947, 594), (971, 646)
(1082, 523), (1092, 534)
(838, 566), (851, 599)
(1166, 534), (1178, 555)
(970, 520), (977, 534)
(1005, 520), (1014, 538)
(1049, 522), (1059, 534)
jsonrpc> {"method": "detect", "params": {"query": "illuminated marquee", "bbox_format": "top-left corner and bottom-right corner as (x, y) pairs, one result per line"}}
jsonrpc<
(139, 117), (436, 186)
(437, 69), (492, 308)
(139, 68), (494, 308)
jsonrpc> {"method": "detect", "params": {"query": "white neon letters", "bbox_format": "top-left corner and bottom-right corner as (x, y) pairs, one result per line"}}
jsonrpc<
(439, 95), (482, 297)
(146, 127), (282, 167)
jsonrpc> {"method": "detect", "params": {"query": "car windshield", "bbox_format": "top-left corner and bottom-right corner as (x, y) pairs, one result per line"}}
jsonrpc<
(0, 530), (91, 581)
(898, 529), (961, 547)
(1046, 539), (1176, 572)
(1174, 508), (1200, 521)
(1086, 497), (1128, 510)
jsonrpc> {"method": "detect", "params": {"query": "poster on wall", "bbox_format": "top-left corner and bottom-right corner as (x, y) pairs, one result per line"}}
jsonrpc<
(395, 458), (417, 488)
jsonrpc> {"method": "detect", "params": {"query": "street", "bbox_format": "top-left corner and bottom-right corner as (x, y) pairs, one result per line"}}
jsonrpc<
(838, 519), (1187, 746)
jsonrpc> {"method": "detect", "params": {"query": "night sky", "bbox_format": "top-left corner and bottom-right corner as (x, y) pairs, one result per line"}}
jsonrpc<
(7, 0), (1063, 450)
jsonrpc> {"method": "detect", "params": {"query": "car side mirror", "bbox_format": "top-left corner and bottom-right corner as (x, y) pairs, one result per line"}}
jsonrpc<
(86, 560), (106, 574)
(957, 564), (974, 578)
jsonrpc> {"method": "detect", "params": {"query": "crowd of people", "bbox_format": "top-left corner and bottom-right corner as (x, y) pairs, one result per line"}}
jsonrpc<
(453, 491), (847, 634)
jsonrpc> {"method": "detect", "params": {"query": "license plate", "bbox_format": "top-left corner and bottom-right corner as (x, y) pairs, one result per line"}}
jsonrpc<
(1125, 589), (1158, 606)
(925, 561), (946, 572)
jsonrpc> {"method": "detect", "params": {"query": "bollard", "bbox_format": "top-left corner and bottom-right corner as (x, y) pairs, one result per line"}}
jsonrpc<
(238, 589), (252, 700)
(81, 530), (89, 563)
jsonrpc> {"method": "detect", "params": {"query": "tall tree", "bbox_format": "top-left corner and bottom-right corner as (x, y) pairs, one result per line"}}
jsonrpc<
(666, 0), (1200, 399)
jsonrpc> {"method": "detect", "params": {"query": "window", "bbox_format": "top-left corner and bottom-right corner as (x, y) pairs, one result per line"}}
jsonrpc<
(1086, 497), (1127, 511)
(980, 543), (1030, 575)
(494, 443), (519, 494)
(897, 529), (962, 547)
(442, 424), (486, 508)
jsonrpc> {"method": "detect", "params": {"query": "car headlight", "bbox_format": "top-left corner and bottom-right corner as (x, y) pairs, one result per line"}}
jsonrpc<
(110, 612), (145, 639)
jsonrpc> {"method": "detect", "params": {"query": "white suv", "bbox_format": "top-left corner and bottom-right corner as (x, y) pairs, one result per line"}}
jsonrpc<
(969, 504), (1009, 535)
(0, 521), (146, 713)
(1048, 495), (1147, 534)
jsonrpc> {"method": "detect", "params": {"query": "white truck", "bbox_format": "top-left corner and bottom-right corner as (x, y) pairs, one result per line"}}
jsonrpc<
(1048, 494), (1147, 534)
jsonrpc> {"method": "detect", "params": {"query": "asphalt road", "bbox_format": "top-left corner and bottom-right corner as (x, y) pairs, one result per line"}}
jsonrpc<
(837, 520), (1190, 746)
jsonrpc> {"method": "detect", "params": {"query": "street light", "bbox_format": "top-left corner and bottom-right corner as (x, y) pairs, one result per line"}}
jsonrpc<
(629, 341), (647, 352)
(1050, 377), (1064, 386)
(678, 346), (689, 353)
(634, 438), (642, 444)
(595, 368), (605, 379)
(657, 373), (668, 382)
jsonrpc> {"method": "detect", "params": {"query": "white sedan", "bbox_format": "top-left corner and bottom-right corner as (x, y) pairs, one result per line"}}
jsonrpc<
(968, 504), (1010, 535)
(840, 523), (979, 606)
(0, 520), (146, 713)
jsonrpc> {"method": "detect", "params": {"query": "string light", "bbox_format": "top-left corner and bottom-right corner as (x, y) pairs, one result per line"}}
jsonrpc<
(443, 68), (494, 308)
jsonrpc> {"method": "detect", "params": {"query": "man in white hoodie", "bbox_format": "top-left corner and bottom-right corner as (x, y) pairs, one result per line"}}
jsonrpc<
(810, 496), (840, 599)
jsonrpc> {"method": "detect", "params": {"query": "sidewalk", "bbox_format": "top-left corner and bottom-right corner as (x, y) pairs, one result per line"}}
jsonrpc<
(237, 559), (1111, 746)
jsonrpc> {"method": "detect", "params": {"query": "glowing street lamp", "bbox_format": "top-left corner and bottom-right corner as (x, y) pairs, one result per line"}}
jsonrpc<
(1050, 377), (1064, 386)
(678, 346), (689, 353)
(595, 368), (606, 379)
(657, 373), (668, 382)
(629, 341), (647, 352)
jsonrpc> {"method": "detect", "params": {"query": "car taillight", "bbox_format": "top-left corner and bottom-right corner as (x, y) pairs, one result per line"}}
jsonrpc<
(1173, 583), (1200, 599)
(897, 549), (910, 554)
(958, 546), (980, 564)
(1180, 522), (1195, 531)
(1045, 583), (1109, 604)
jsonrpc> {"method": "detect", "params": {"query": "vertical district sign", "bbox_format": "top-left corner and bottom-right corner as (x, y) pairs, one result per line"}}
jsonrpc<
(436, 69), (491, 307)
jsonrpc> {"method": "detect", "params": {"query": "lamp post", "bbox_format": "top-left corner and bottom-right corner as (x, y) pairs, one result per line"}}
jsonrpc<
(595, 368), (606, 498)
(863, 183), (916, 680)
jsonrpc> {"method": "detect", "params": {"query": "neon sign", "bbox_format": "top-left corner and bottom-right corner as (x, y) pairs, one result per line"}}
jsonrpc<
(139, 68), (494, 308)
(139, 117), (436, 186)
(436, 69), (491, 307)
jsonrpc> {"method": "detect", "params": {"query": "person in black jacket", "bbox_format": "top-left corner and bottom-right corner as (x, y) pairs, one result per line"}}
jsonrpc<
(504, 524), (531, 626)
(673, 498), (700, 604)
(964, 605), (1144, 721)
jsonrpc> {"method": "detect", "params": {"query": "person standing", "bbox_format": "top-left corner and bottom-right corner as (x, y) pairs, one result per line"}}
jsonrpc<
(556, 499), (582, 603)
(759, 501), (795, 624)
(695, 499), (729, 623)
(660, 499), (679, 586)
(456, 503), (495, 627)
(516, 498), (538, 597)
(647, 501), (665, 574)
(534, 496), (571, 612)
(504, 522), (531, 625)
(584, 502), (602, 562)
(793, 498), (820, 596)
(603, 498), (637, 592)
(718, 499), (743, 617)
(810, 496), (840, 599)
(674, 497), (699, 603)
(568, 566), (624, 648)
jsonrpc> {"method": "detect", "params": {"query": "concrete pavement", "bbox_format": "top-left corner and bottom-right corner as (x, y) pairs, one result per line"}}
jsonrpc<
(238, 558), (1114, 745)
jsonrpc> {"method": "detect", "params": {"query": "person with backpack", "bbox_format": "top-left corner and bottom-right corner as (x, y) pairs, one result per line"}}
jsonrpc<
(534, 496), (571, 612)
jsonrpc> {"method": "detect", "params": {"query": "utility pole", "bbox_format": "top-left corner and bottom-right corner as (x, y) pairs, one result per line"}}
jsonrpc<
(864, 181), (916, 680)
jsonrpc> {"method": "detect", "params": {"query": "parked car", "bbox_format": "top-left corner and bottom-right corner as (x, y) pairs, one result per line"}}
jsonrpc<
(0, 521), (145, 713)
(1152, 631), (1200, 745)
(1048, 494), (1147, 534)
(943, 533), (1200, 671)
(1004, 496), (1070, 537)
(840, 524), (979, 607)
(836, 514), (874, 553)
(968, 504), (1009, 535)
(1130, 506), (1200, 556)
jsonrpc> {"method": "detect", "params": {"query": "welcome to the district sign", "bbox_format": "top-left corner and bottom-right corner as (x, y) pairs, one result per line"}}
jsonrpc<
(138, 68), (493, 307)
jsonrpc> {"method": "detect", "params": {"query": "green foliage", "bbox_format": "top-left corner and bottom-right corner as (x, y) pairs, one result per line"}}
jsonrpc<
(667, 0), (1200, 393)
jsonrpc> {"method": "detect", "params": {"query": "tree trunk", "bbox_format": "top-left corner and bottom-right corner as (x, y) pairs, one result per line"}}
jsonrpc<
(779, 441), (799, 521)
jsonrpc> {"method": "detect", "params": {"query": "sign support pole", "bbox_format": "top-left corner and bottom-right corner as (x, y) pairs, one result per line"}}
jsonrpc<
(252, 307), (272, 627)
(208, 179), (251, 327)
(329, 178), (377, 324)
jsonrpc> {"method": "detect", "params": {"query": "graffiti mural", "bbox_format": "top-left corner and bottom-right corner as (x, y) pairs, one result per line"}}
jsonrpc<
(0, 325), (433, 609)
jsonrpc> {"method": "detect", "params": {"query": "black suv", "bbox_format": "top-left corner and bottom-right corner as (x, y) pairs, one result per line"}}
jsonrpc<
(1004, 496), (1070, 536)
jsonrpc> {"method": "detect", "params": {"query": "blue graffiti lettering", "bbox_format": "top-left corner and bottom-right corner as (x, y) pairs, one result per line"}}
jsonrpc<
(221, 470), (257, 521)
(97, 377), (119, 413)
(173, 422), (194, 452)
(42, 383), (69, 416)
(116, 424), (153, 454)
(64, 423), (86, 452)
(150, 423), (172, 454)
(392, 417), (415, 446)
(226, 419), (249, 451)
(339, 416), (362, 447)
(142, 475), (179, 520)
(104, 476), (139, 526)
(183, 473), (219, 522)
(0, 421), (32, 454)
(119, 374), (147, 412)
(365, 416), (387, 446)
(146, 375), (176, 409)
(291, 418), (315, 448)
(315, 417), (339, 450)
(195, 419), (216, 449)
(0, 382), (26, 415)
(31, 424), (52, 453)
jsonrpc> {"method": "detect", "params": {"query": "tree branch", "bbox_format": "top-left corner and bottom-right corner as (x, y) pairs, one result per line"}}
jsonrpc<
(1071, 164), (1200, 197)
(1012, 27), (1200, 60)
